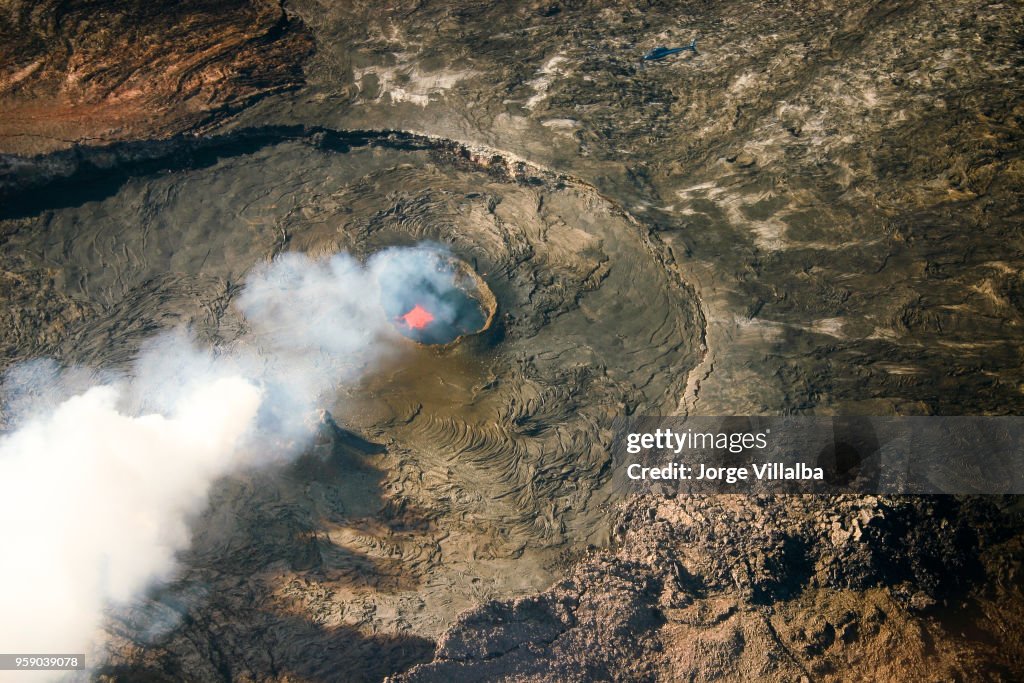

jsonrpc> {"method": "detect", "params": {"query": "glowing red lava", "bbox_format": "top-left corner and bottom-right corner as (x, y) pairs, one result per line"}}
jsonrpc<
(401, 304), (435, 330)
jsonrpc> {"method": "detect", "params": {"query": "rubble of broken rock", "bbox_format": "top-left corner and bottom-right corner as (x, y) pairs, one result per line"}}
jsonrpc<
(399, 494), (1024, 682)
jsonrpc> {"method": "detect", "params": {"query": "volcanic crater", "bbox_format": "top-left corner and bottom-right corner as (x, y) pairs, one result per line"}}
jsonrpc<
(378, 248), (497, 346)
(0, 127), (703, 679)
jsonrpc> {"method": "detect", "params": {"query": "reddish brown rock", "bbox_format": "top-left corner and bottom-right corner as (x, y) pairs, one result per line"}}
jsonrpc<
(0, 0), (312, 155)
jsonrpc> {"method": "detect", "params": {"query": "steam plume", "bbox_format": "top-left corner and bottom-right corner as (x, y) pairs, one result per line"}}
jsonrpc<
(0, 246), (447, 676)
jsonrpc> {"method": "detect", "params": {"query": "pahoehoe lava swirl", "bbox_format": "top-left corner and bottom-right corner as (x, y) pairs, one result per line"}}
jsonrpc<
(0, 128), (704, 679)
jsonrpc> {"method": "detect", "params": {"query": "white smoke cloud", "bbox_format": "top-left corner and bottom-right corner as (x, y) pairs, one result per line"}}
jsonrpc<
(0, 378), (261, 663)
(0, 246), (450, 678)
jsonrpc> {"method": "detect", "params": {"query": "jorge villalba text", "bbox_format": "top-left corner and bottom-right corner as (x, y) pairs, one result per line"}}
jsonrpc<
(626, 462), (824, 484)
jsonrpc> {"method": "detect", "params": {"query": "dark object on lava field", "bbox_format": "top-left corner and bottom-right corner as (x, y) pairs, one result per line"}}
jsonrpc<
(643, 39), (698, 61)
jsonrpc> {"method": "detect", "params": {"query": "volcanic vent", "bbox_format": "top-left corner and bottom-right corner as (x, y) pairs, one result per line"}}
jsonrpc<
(376, 248), (496, 346)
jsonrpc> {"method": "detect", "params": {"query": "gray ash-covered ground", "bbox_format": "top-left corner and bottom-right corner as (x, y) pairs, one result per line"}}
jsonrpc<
(1, 0), (1023, 680)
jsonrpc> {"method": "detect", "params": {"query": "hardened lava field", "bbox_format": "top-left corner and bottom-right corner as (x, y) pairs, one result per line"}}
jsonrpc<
(1, 0), (1023, 680)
